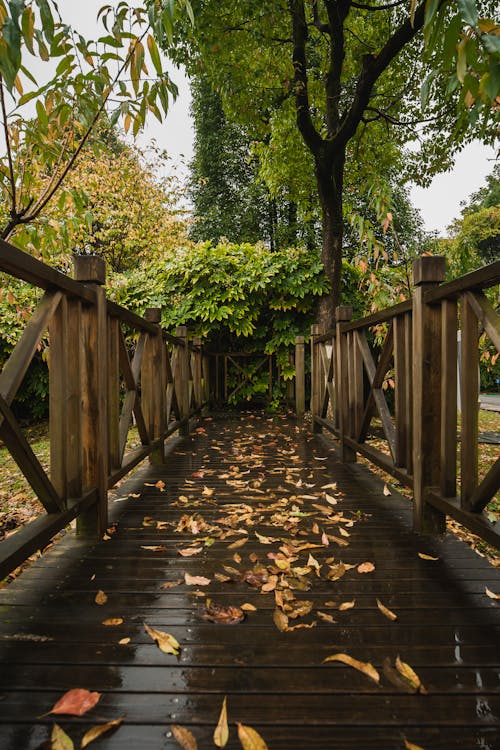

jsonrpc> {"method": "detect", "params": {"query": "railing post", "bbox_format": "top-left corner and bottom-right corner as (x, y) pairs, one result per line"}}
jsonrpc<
(175, 325), (190, 436)
(412, 256), (447, 534)
(73, 255), (109, 538)
(310, 324), (321, 432)
(295, 335), (305, 417)
(143, 308), (166, 465)
(202, 353), (210, 406)
(336, 305), (356, 462)
(192, 337), (203, 409)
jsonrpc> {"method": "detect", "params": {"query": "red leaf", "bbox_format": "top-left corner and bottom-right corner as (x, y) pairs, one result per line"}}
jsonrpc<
(48, 689), (101, 716)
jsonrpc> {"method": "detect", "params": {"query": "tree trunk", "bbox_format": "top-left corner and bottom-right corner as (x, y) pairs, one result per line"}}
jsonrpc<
(315, 152), (345, 331)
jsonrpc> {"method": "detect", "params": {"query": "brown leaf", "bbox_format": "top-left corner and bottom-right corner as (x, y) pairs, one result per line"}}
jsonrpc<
(52, 724), (73, 750)
(202, 486), (214, 496)
(357, 562), (375, 574)
(237, 723), (269, 750)
(321, 531), (330, 547)
(184, 573), (211, 586)
(261, 575), (278, 593)
(155, 480), (166, 491)
(102, 618), (123, 626)
(286, 620), (317, 631)
(240, 603), (257, 611)
(81, 717), (124, 748)
(383, 483), (391, 496)
(338, 600), (355, 611)
(284, 600), (313, 619)
(273, 608), (289, 632)
(395, 655), (426, 693)
(213, 696), (229, 747)
(485, 587), (500, 600)
(204, 600), (245, 625)
(376, 599), (397, 621)
(171, 724), (198, 750)
(48, 689), (101, 716)
(418, 553), (439, 561)
(228, 537), (248, 550)
(317, 611), (336, 624)
(140, 545), (167, 552)
(178, 547), (203, 557)
(94, 590), (107, 605)
(118, 637), (130, 645)
(326, 562), (346, 581)
(144, 623), (180, 654)
(160, 579), (183, 589)
(323, 653), (380, 684)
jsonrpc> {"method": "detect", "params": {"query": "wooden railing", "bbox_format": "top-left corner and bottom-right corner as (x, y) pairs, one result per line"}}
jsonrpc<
(0, 242), (209, 578)
(311, 256), (500, 549)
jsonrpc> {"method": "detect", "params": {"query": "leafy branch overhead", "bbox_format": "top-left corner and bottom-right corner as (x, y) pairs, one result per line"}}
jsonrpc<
(0, 0), (193, 240)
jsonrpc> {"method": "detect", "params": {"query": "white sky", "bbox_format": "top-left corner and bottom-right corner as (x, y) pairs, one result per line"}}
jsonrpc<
(31, 1), (500, 235)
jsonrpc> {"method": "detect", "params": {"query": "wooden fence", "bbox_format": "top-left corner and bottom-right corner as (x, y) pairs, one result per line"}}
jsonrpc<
(311, 256), (500, 549)
(0, 242), (209, 579)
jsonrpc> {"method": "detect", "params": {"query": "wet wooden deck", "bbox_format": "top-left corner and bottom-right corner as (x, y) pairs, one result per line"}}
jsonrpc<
(0, 413), (499, 749)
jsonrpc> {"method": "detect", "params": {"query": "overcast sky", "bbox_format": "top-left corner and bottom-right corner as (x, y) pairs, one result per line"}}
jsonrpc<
(45, 2), (499, 235)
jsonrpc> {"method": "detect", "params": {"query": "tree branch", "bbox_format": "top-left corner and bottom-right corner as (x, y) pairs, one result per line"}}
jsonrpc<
(351, 0), (407, 10)
(324, 0), (351, 137)
(312, 0), (331, 33)
(0, 75), (17, 214)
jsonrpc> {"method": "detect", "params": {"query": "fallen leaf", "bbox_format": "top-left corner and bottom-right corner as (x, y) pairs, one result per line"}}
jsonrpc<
(357, 562), (375, 573)
(404, 739), (426, 750)
(240, 603), (257, 611)
(228, 537), (248, 550)
(395, 655), (426, 693)
(171, 724), (198, 749)
(118, 637), (130, 645)
(326, 562), (346, 581)
(485, 587), (500, 600)
(155, 480), (166, 491)
(418, 553), (439, 561)
(203, 600), (245, 625)
(338, 600), (355, 611)
(52, 723), (73, 750)
(237, 723), (269, 750)
(160, 579), (183, 589)
(255, 532), (276, 544)
(144, 623), (181, 654)
(178, 547), (203, 557)
(140, 545), (167, 552)
(321, 531), (330, 547)
(376, 599), (397, 621)
(261, 575), (278, 593)
(81, 717), (124, 747)
(273, 608), (289, 632)
(48, 689), (101, 716)
(317, 611), (336, 624)
(184, 573), (211, 586)
(102, 618), (123, 626)
(382, 657), (415, 693)
(323, 653), (380, 683)
(128, 493), (140, 498)
(95, 590), (107, 605)
(202, 486), (214, 496)
(286, 620), (317, 631)
(325, 494), (338, 506)
(383, 484), (391, 496)
(213, 696), (229, 747)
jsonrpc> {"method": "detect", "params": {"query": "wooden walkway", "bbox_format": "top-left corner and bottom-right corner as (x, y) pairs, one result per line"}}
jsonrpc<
(0, 413), (499, 749)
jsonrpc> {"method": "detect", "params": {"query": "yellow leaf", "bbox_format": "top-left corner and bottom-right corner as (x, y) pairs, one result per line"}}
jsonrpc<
(81, 717), (124, 748)
(237, 723), (269, 750)
(14, 74), (23, 95)
(228, 536), (248, 549)
(395, 655), (426, 693)
(404, 739), (426, 750)
(124, 113), (132, 134)
(213, 696), (229, 747)
(241, 603), (257, 611)
(418, 553), (439, 561)
(273, 608), (289, 632)
(383, 484), (391, 496)
(52, 723), (74, 750)
(185, 573), (211, 586)
(171, 724), (198, 749)
(144, 623), (180, 655)
(485, 587), (500, 600)
(376, 599), (397, 621)
(95, 590), (107, 605)
(323, 653), (380, 683)
(317, 611), (336, 623)
(118, 637), (130, 645)
(357, 562), (375, 573)
(338, 600), (355, 611)
(102, 618), (123, 626)
(202, 485), (214, 496)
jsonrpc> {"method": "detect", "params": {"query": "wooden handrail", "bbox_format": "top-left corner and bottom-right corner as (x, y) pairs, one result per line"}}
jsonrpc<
(310, 256), (500, 549)
(0, 243), (209, 579)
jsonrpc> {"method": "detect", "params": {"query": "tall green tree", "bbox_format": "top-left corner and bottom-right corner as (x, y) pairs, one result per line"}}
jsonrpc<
(173, 0), (499, 328)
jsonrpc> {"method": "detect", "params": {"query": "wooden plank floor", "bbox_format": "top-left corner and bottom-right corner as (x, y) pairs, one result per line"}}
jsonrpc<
(0, 413), (499, 749)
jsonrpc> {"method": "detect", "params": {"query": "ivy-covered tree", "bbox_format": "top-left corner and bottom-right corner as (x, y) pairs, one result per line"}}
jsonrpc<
(173, 0), (499, 328)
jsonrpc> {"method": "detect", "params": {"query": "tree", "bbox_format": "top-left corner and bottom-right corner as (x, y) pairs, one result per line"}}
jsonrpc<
(0, 0), (193, 243)
(173, 0), (499, 328)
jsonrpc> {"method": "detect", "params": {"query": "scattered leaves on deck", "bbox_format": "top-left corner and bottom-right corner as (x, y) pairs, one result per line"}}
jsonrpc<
(51, 723), (73, 749)
(237, 723), (269, 749)
(48, 689), (101, 716)
(203, 599), (245, 625)
(171, 724), (198, 749)
(80, 718), (124, 747)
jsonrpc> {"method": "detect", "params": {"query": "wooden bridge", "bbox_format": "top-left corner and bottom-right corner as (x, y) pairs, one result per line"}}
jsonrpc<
(0, 242), (499, 749)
